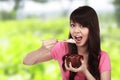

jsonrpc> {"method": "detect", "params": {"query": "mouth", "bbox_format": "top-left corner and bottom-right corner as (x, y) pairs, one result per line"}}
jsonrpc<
(74, 36), (82, 43)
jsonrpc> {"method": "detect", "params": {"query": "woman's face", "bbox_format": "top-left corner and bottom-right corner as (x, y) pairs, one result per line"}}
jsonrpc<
(70, 21), (89, 47)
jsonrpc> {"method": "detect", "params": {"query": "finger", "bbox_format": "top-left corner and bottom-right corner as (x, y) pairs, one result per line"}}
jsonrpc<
(81, 59), (84, 64)
(43, 41), (53, 45)
(50, 38), (58, 43)
(42, 39), (57, 47)
(69, 63), (78, 72)
(80, 57), (84, 64)
(73, 68), (80, 72)
(46, 45), (54, 48)
(69, 62), (77, 72)
(69, 62), (73, 69)
(65, 60), (70, 70)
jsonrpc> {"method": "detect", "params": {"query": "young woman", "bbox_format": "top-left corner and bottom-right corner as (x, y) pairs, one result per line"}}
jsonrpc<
(23, 6), (111, 80)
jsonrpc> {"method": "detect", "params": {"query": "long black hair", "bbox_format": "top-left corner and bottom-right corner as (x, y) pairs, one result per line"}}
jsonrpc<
(62, 6), (101, 80)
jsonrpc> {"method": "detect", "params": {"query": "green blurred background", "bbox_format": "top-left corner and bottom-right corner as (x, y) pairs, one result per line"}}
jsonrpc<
(0, 0), (120, 80)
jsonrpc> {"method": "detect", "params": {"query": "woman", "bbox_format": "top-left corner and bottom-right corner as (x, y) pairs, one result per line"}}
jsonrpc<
(23, 6), (111, 80)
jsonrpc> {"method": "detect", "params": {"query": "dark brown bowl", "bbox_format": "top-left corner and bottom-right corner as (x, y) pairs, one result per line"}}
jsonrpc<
(65, 54), (83, 68)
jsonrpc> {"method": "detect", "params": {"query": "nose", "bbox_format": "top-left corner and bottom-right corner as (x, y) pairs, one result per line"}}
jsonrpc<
(74, 26), (81, 33)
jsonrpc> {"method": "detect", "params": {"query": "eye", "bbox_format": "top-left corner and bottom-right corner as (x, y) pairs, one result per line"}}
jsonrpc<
(70, 23), (75, 28)
(79, 24), (84, 28)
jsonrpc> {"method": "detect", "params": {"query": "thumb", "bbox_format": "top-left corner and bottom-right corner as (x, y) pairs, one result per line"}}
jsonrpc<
(80, 57), (84, 64)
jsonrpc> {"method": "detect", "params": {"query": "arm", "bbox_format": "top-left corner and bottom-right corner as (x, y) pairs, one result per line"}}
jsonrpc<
(84, 70), (111, 80)
(65, 57), (96, 80)
(65, 57), (111, 80)
(100, 71), (111, 80)
(83, 69), (95, 80)
(85, 70), (111, 80)
(23, 39), (58, 65)
(99, 51), (111, 80)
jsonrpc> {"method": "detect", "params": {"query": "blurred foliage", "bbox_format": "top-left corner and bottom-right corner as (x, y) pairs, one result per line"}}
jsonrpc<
(0, 0), (21, 20)
(113, 0), (120, 27)
(33, 0), (49, 3)
(0, 18), (68, 80)
(0, 16), (120, 80)
(1, 0), (47, 20)
(0, 0), (50, 20)
(0, 10), (15, 20)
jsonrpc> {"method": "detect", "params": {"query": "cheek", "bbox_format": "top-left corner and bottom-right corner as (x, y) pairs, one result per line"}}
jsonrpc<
(86, 32), (89, 41)
(70, 29), (73, 34)
(86, 32), (89, 39)
(86, 31), (89, 36)
(83, 31), (89, 41)
(86, 30), (89, 36)
(83, 29), (89, 36)
(69, 29), (74, 38)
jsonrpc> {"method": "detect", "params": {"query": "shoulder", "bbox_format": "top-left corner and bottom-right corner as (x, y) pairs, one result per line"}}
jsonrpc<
(99, 50), (111, 73)
(100, 51), (109, 58)
(100, 50), (110, 60)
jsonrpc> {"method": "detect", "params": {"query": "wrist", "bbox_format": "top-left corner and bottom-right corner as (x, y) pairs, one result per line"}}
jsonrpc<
(83, 68), (96, 80)
(82, 67), (89, 74)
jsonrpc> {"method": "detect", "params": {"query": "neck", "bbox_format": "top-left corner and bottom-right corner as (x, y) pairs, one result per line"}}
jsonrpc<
(77, 46), (88, 55)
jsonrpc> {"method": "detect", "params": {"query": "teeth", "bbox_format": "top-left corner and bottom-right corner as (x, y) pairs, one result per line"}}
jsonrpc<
(75, 36), (79, 39)
(76, 36), (80, 37)
(75, 36), (82, 40)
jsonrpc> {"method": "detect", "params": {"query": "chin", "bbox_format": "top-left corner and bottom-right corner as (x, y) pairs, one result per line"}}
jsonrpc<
(76, 44), (82, 47)
(76, 43), (85, 47)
